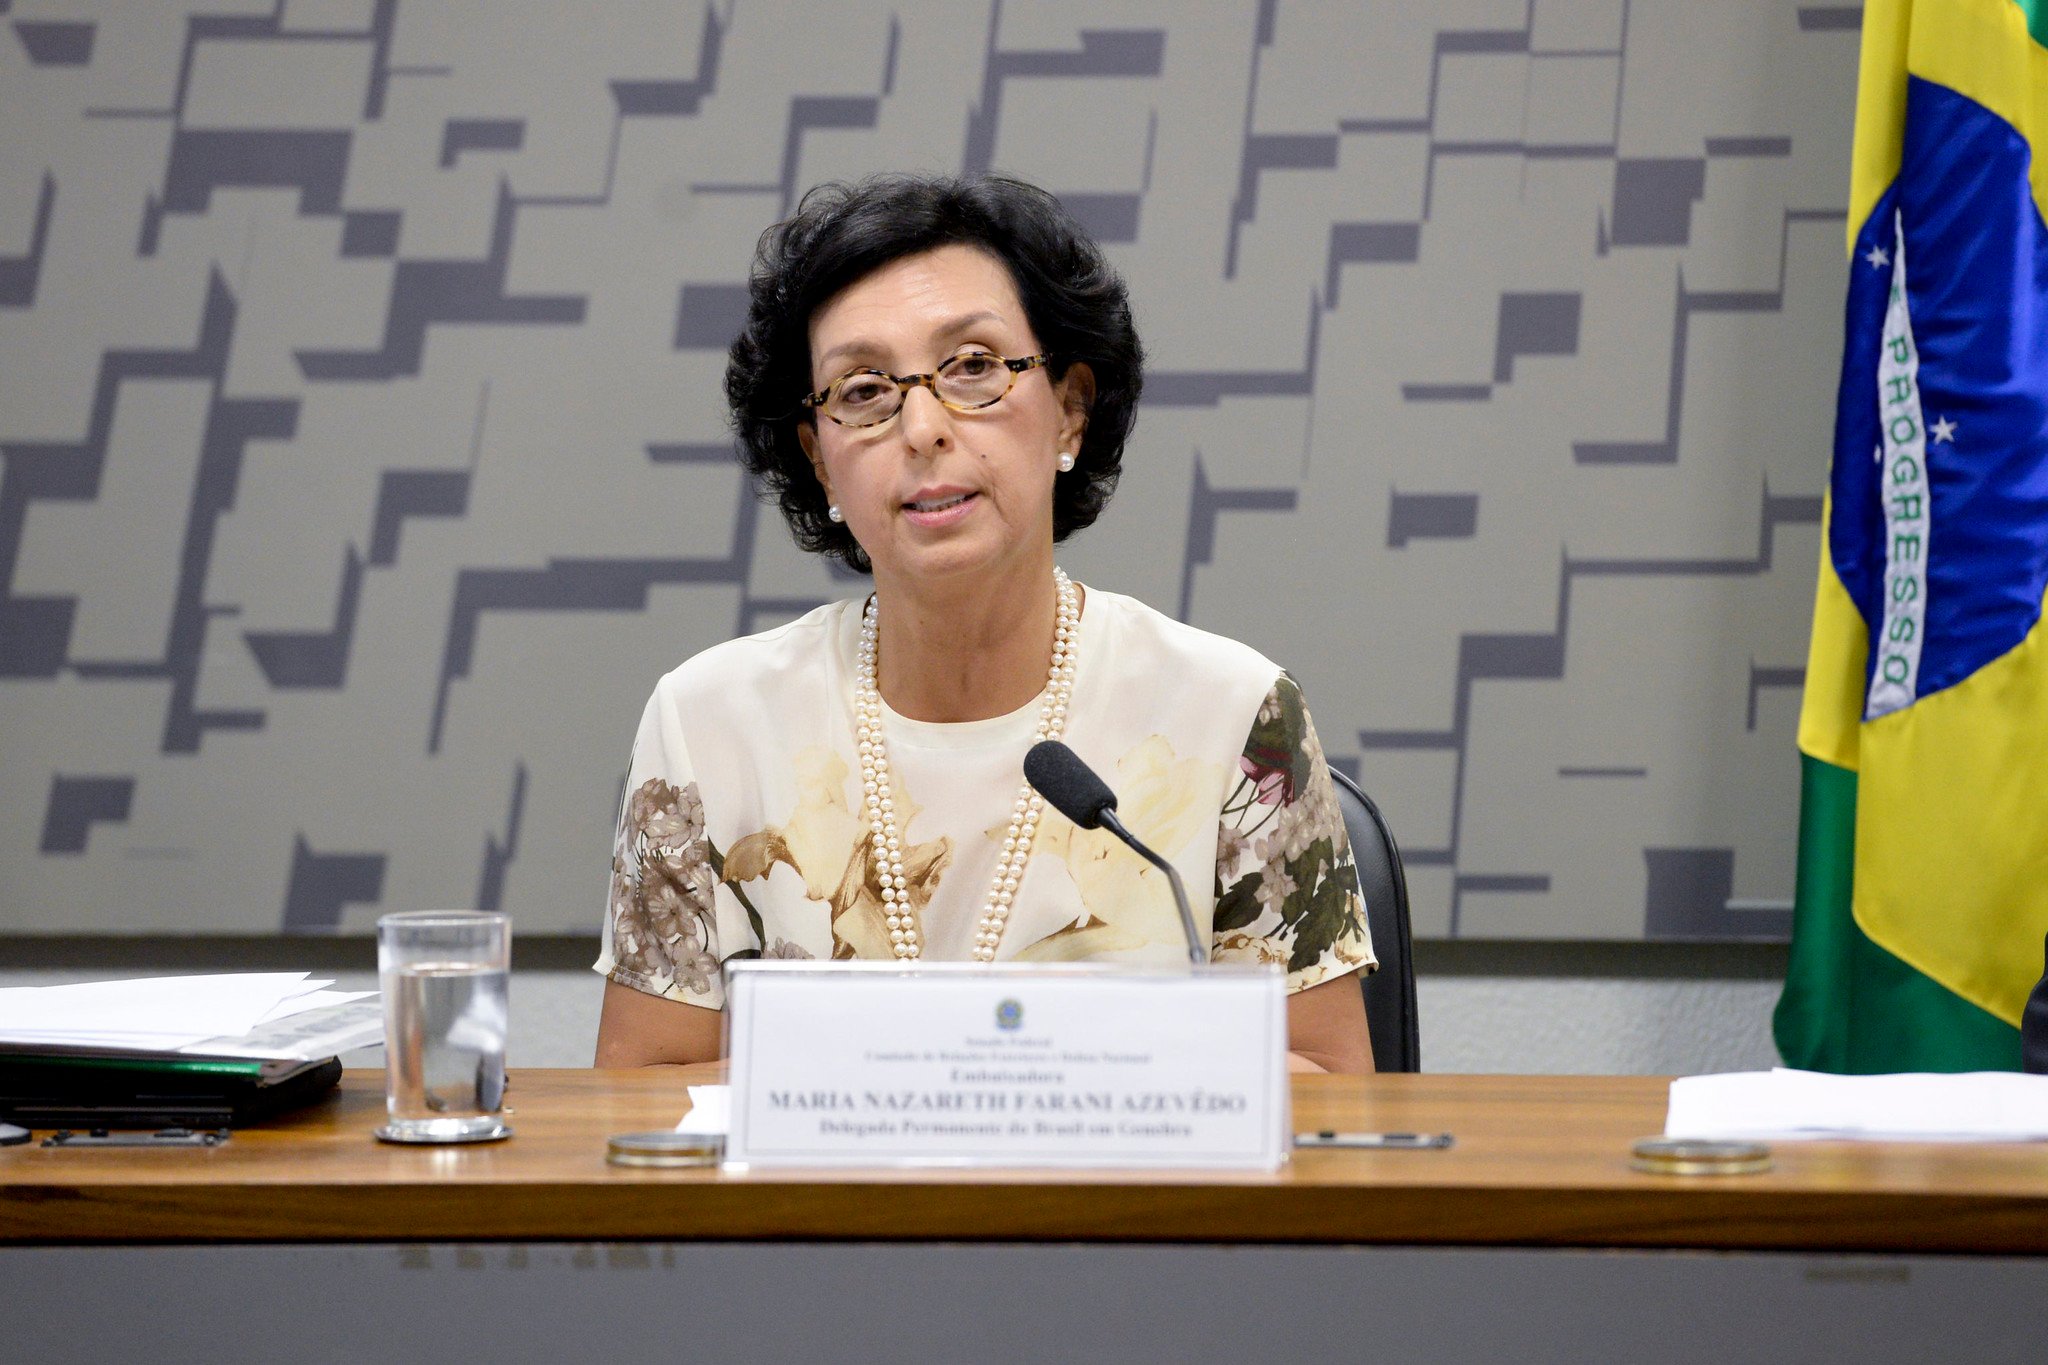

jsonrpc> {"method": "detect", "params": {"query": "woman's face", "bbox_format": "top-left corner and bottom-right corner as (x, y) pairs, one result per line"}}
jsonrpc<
(799, 243), (1092, 592)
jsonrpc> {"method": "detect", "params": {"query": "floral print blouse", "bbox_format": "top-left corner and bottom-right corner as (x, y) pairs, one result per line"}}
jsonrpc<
(596, 588), (1374, 1008)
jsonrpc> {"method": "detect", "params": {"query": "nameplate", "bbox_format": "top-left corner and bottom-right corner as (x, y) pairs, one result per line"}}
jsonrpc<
(722, 961), (1289, 1170)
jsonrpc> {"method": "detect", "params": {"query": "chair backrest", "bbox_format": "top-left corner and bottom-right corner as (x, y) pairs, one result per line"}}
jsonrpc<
(2024, 933), (2048, 1075)
(1329, 765), (1420, 1072)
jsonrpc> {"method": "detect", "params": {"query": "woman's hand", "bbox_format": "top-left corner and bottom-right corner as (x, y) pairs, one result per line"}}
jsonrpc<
(597, 970), (1375, 1073)
(1284, 973), (1375, 1074)
(593, 980), (724, 1067)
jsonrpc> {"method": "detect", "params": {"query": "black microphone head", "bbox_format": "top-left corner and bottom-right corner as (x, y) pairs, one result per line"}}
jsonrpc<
(1024, 740), (1117, 829)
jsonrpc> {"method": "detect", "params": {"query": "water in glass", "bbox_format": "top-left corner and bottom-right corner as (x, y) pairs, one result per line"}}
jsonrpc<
(382, 960), (508, 1139)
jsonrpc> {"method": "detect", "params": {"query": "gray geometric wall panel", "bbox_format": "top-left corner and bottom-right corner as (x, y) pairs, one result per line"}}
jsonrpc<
(0, 0), (1859, 939)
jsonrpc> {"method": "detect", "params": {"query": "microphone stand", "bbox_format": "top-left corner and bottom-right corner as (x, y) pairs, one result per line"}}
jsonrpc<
(1096, 808), (1207, 968)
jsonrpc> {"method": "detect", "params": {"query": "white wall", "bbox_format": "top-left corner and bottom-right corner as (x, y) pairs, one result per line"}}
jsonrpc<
(1416, 975), (1779, 1074)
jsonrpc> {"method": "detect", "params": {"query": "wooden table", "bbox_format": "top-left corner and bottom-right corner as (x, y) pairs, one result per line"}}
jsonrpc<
(6, 1070), (2048, 1363)
(6, 1069), (2048, 1251)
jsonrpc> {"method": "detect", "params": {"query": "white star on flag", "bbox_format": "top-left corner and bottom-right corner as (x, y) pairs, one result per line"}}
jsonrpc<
(1931, 415), (1958, 444)
(1865, 244), (1891, 269)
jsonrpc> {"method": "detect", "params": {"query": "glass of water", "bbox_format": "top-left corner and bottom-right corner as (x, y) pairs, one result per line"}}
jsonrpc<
(375, 910), (511, 1144)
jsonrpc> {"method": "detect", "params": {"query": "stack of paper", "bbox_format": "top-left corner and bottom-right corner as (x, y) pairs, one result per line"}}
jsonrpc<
(676, 1084), (731, 1135)
(0, 972), (382, 1065)
(1666, 1067), (2048, 1142)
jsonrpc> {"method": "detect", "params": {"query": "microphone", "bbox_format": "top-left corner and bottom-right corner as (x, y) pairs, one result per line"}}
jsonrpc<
(1023, 739), (1117, 828)
(1024, 741), (1207, 967)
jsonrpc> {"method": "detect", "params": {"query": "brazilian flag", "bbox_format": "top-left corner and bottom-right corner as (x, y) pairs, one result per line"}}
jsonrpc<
(1775, 0), (2048, 1072)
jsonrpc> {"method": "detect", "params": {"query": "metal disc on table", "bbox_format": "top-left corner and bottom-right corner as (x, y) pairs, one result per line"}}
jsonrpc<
(607, 1131), (723, 1167)
(1630, 1137), (1772, 1176)
(373, 1119), (514, 1145)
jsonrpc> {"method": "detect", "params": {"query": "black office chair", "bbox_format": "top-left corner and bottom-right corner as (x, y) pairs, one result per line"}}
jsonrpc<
(2023, 933), (2048, 1075)
(1329, 766), (1420, 1072)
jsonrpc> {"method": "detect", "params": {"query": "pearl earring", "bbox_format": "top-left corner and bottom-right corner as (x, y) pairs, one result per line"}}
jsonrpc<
(827, 504), (844, 523)
(1057, 451), (1076, 473)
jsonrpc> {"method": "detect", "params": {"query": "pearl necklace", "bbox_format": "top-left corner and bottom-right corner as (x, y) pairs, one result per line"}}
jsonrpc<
(856, 569), (1079, 962)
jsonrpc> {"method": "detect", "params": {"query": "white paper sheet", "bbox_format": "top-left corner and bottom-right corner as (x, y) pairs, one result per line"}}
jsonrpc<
(676, 1084), (731, 1136)
(0, 972), (322, 1046)
(252, 988), (374, 1027)
(191, 996), (385, 1061)
(1666, 1067), (2048, 1142)
(6, 1029), (217, 1050)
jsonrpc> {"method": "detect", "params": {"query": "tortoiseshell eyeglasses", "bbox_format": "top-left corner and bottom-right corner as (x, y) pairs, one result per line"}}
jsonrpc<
(802, 351), (1052, 428)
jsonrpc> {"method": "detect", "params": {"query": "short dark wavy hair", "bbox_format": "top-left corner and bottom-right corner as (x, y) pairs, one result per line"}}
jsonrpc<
(725, 173), (1144, 573)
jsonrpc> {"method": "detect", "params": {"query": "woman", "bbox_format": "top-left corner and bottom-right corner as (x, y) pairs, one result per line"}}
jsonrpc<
(594, 174), (1376, 1072)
